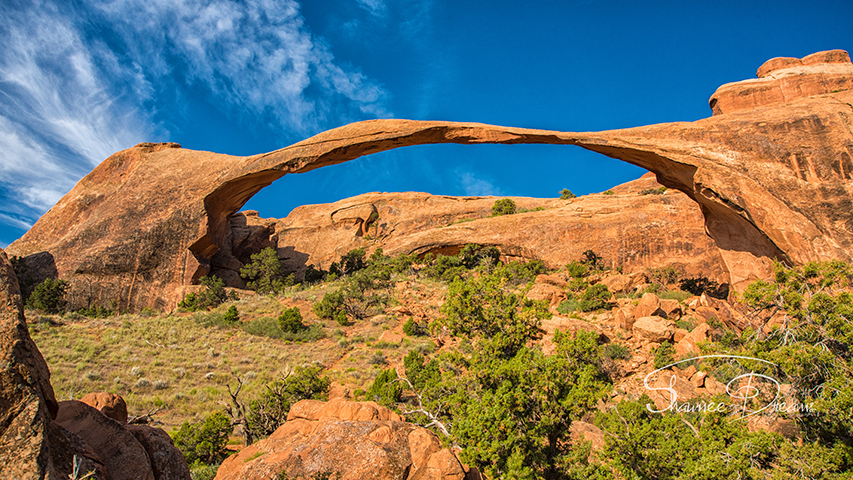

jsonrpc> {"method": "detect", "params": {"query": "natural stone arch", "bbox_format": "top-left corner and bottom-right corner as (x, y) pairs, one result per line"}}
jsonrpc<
(8, 50), (853, 311)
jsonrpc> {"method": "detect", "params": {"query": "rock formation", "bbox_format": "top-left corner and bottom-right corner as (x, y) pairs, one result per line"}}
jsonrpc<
(0, 248), (188, 478)
(210, 173), (728, 286)
(0, 247), (106, 479)
(214, 398), (466, 480)
(8, 50), (853, 310)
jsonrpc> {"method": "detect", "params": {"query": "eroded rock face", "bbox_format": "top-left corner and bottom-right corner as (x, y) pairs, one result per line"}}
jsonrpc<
(215, 398), (465, 480)
(8, 50), (853, 309)
(0, 248), (106, 479)
(210, 174), (727, 285)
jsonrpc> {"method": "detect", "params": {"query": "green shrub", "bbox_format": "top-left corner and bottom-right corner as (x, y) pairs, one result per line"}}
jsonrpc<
(647, 266), (680, 287)
(638, 186), (666, 195)
(653, 341), (675, 369)
(402, 317), (425, 336)
(362, 368), (402, 407)
(278, 307), (306, 333)
(421, 254), (467, 282)
(329, 248), (367, 277)
(188, 461), (219, 480)
(579, 283), (611, 312)
(172, 412), (233, 465)
(282, 325), (325, 342)
(459, 244), (501, 269)
(495, 259), (546, 285)
(313, 267), (390, 321)
(403, 350), (441, 391)
(240, 247), (293, 294)
(565, 261), (588, 278)
(334, 310), (348, 326)
(77, 303), (114, 318)
(604, 342), (631, 360)
(556, 297), (579, 314)
(602, 190), (615, 195)
(242, 316), (283, 338)
(178, 276), (235, 311)
(491, 198), (517, 216)
(676, 317), (697, 331)
(580, 250), (604, 271)
(246, 365), (330, 440)
(559, 188), (576, 199)
(657, 289), (691, 302)
(26, 278), (69, 313)
(223, 305), (239, 323)
(302, 264), (326, 284)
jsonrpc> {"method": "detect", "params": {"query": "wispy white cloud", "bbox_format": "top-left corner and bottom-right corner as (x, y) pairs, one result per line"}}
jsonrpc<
(356, 0), (387, 17)
(94, 0), (391, 133)
(457, 171), (502, 196)
(0, 0), (392, 242)
(0, 0), (157, 238)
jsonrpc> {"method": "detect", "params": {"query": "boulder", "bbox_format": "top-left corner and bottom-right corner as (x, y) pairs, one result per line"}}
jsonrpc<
(614, 306), (634, 331)
(10, 51), (853, 309)
(55, 401), (155, 480)
(601, 274), (632, 294)
(633, 293), (665, 319)
(692, 306), (719, 325)
(633, 316), (676, 343)
(659, 299), (682, 320)
(535, 274), (567, 288)
(526, 283), (567, 306)
(126, 424), (192, 480)
(216, 399), (464, 480)
(81, 391), (128, 423)
(675, 323), (712, 357)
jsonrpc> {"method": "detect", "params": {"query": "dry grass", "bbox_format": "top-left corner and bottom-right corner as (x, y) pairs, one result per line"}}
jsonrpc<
(28, 277), (441, 431)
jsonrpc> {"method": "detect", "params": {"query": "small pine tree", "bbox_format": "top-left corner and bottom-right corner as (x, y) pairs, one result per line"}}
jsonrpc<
(172, 412), (233, 465)
(240, 247), (292, 294)
(278, 307), (306, 333)
(402, 317), (424, 336)
(26, 278), (69, 313)
(559, 188), (576, 199)
(492, 198), (517, 216)
(223, 305), (239, 323)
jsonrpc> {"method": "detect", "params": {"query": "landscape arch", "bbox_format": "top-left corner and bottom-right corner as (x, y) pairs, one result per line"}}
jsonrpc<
(8, 51), (853, 311)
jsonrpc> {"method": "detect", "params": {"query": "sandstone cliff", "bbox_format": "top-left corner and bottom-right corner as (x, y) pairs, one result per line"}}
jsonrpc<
(211, 174), (728, 287)
(8, 50), (853, 310)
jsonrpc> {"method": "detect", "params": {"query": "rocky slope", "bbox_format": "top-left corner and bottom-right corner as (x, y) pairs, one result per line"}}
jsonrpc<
(9, 50), (853, 312)
(211, 173), (728, 288)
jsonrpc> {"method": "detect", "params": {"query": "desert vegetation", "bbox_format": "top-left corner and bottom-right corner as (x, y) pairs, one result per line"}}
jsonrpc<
(20, 246), (853, 479)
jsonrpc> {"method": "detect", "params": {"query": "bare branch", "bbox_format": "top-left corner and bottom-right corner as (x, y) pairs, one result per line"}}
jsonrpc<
(128, 407), (161, 425)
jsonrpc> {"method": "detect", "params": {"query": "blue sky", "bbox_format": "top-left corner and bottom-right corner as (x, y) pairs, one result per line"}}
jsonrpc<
(1, 0), (852, 248)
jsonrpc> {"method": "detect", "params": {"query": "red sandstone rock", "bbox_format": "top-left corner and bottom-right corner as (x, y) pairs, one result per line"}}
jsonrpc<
(535, 274), (567, 288)
(633, 293), (665, 320)
(633, 316), (676, 343)
(675, 323), (712, 357)
(614, 306), (634, 331)
(216, 399), (464, 480)
(253, 174), (725, 287)
(8, 50), (853, 310)
(712, 49), (853, 114)
(0, 249), (106, 479)
(55, 400), (155, 480)
(126, 424), (192, 480)
(81, 391), (128, 424)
